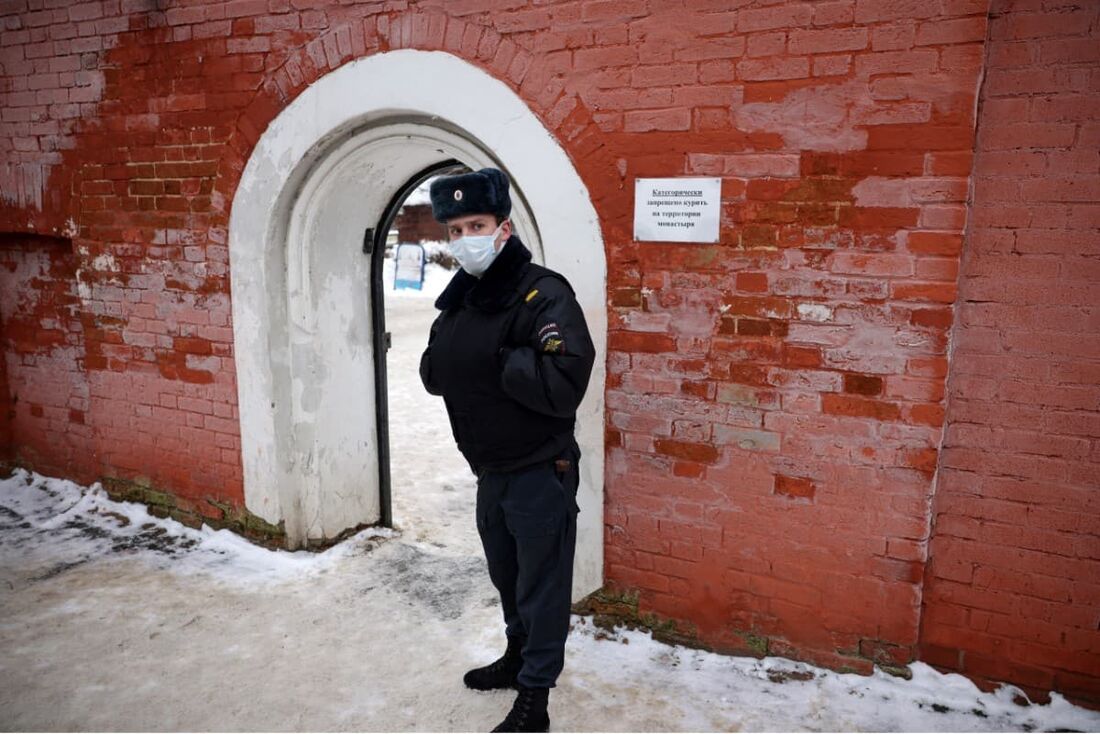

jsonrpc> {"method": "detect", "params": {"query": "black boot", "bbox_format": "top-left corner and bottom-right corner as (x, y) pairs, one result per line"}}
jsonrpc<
(491, 684), (549, 733)
(464, 635), (525, 691)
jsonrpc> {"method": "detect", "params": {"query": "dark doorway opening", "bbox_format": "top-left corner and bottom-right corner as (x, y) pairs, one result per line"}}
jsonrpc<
(368, 159), (470, 527)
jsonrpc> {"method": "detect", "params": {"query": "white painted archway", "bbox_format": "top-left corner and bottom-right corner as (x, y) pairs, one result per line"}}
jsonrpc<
(227, 49), (606, 600)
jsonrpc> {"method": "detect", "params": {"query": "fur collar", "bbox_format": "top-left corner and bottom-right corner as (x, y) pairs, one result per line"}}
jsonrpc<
(434, 235), (533, 312)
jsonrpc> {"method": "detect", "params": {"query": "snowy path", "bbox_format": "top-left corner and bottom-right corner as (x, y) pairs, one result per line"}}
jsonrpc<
(2, 264), (1098, 732)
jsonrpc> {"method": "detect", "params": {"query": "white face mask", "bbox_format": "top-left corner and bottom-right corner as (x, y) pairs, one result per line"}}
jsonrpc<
(449, 220), (506, 277)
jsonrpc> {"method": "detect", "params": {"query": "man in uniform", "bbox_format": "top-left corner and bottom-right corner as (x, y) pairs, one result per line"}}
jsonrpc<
(419, 167), (595, 733)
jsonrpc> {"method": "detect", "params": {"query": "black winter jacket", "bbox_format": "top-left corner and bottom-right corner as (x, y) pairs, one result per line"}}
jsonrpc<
(419, 235), (595, 475)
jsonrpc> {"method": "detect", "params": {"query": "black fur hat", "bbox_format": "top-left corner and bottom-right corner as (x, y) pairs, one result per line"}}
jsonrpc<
(429, 167), (512, 223)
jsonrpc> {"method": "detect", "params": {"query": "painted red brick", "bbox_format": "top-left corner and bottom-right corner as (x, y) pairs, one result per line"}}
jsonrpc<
(1, 0), (1096, 711)
(774, 474), (814, 499)
(0, 234), (94, 482)
(918, 0), (1100, 710)
(393, 204), (447, 244)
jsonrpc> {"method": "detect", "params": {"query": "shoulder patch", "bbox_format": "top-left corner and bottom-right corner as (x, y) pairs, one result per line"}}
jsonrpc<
(525, 288), (539, 303)
(538, 321), (566, 354)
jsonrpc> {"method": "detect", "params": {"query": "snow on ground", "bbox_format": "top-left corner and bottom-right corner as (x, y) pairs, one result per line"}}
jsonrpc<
(382, 248), (454, 300)
(2, 260), (1098, 732)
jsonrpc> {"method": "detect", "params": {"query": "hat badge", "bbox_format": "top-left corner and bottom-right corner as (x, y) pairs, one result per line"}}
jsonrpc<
(454, 189), (463, 201)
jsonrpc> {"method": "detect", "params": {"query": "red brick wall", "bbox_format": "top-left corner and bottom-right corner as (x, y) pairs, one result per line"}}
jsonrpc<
(0, 1), (242, 508)
(598, 0), (986, 677)
(2, 0), (1096, 707)
(919, 0), (1100, 706)
(0, 301), (11, 463)
(0, 234), (93, 478)
(394, 203), (447, 243)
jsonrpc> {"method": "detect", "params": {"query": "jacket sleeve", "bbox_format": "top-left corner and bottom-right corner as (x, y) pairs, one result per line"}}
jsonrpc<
(419, 314), (444, 396)
(499, 279), (595, 418)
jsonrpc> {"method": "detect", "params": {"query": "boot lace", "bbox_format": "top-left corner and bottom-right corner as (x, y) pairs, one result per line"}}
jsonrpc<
(486, 655), (512, 674)
(499, 687), (537, 729)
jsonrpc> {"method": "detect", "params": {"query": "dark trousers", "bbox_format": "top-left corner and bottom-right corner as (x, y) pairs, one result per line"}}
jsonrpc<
(475, 440), (580, 689)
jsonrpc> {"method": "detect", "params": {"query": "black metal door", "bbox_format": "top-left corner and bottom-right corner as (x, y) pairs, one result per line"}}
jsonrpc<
(367, 159), (468, 527)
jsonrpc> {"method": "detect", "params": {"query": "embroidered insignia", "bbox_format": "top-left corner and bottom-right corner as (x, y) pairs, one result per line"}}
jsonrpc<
(454, 189), (463, 200)
(525, 289), (539, 302)
(538, 322), (565, 354)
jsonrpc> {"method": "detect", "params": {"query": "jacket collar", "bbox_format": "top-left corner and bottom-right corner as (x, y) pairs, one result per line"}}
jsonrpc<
(434, 235), (532, 312)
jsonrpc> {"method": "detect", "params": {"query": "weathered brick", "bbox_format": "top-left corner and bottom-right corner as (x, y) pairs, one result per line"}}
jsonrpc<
(1, 0), (1094, 709)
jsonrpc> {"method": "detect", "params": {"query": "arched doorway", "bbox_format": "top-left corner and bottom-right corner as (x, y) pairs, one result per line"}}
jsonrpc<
(227, 50), (606, 600)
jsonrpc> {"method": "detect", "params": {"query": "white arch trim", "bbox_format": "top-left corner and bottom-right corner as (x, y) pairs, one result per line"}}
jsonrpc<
(227, 49), (607, 599)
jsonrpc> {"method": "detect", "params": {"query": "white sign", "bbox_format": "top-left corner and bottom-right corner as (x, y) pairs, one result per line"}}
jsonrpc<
(634, 177), (721, 243)
(394, 243), (425, 290)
